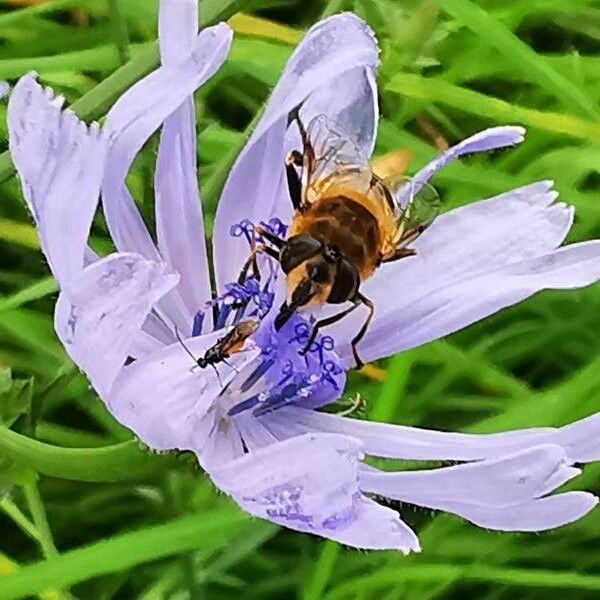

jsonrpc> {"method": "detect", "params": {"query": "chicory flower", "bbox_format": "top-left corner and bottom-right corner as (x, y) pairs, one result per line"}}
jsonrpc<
(8, 0), (600, 552)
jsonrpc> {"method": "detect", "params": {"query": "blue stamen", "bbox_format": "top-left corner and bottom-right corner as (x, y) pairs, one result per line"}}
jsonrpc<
(215, 304), (232, 330)
(240, 358), (275, 392)
(192, 311), (204, 337)
(228, 395), (261, 416)
(230, 219), (255, 246)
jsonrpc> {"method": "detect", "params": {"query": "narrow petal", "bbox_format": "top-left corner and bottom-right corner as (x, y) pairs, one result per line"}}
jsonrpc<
(273, 407), (600, 464)
(8, 74), (107, 286)
(155, 0), (212, 314)
(437, 492), (598, 532)
(213, 13), (379, 289)
(54, 253), (179, 398)
(360, 445), (577, 507)
(395, 126), (525, 206)
(102, 22), (232, 258)
(108, 330), (258, 451)
(155, 101), (211, 317)
(0, 81), (9, 98)
(269, 406), (554, 461)
(158, 0), (197, 64)
(555, 411), (600, 462)
(354, 240), (600, 364)
(208, 432), (419, 551)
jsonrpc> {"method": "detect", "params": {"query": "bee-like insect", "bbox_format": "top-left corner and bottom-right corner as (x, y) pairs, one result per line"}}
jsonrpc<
(176, 318), (259, 380)
(247, 108), (440, 368)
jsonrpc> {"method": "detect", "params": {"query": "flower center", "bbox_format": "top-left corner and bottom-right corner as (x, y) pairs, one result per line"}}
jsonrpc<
(190, 217), (347, 418)
(228, 314), (346, 417)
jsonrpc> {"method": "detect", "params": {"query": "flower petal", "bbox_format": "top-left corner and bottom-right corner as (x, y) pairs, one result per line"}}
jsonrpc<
(108, 330), (259, 451)
(437, 492), (598, 531)
(208, 432), (419, 551)
(102, 22), (232, 258)
(8, 74), (107, 286)
(158, 0), (197, 64)
(353, 240), (600, 364)
(268, 406), (600, 463)
(395, 126), (525, 206)
(155, 0), (212, 315)
(54, 253), (178, 398)
(360, 445), (577, 507)
(212, 13), (379, 289)
(326, 181), (573, 359)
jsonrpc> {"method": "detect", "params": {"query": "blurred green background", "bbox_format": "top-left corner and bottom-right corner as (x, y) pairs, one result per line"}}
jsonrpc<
(1, 0), (600, 598)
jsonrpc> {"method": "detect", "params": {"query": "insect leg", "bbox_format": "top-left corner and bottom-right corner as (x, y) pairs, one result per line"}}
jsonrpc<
(256, 226), (285, 249)
(287, 105), (315, 210)
(285, 151), (303, 210)
(350, 293), (375, 369)
(299, 302), (361, 356)
(380, 247), (417, 264)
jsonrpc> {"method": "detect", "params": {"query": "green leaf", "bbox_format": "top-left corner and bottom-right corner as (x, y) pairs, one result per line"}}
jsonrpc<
(436, 0), (600, 119)
(386, 72), (600, 141)
(0, 0), (264, 184)
(0, 506), (249, 600)
(0, 368), (33, 427)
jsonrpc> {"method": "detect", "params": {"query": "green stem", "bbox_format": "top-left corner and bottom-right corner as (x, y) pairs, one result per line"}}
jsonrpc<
(0, 426), (176, 482)
(0, 497), (41, 543)
(108, 0), (131, 64)
(23, 479), (58, 559)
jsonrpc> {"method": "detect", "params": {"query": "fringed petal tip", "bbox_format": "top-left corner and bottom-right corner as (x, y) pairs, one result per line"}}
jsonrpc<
(208, 432), (420, 551)
(325, 11), (380, 55)
(9, 72), (107, 285)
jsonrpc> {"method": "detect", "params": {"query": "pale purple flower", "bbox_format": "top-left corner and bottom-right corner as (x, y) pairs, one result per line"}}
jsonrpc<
(8, 0), (600, 552)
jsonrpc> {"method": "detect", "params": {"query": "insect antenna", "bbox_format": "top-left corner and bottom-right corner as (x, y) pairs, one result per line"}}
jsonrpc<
(174, 326), (200, 372)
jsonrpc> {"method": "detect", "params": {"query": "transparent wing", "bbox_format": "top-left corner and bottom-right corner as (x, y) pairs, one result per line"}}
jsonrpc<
(297, 114), (373, 205)
(387, 175), (442, 248)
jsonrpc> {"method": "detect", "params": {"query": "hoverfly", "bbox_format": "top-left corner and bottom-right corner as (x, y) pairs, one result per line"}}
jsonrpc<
(175, 318), (259, 382)
(245, 107), (440, 368)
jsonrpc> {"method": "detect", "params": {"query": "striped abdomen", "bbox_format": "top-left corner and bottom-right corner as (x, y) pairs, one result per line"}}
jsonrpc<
(288, 195), (381, 279)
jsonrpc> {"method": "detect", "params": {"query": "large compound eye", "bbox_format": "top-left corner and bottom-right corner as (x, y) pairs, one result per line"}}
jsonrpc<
(279, 234), (323, 274)
(327, 258), (360, 304)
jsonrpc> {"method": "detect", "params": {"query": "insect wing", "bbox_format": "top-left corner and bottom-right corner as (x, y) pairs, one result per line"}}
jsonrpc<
(390, 175), (442, 232)
(302, 115), (373, 202)
(221, 318), (260, 355)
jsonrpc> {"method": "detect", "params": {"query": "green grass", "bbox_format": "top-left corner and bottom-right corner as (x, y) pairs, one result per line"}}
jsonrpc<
(1, 0), (600, 598)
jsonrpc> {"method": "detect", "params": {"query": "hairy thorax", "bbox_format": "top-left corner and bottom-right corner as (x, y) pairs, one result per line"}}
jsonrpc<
(288, 194), (382, 279)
